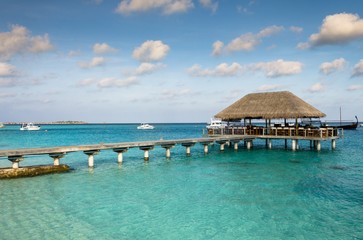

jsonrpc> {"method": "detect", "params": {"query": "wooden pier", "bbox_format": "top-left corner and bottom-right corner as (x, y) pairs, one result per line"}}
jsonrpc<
(0, 136), (251, 169)
(0, 131), (339, 170)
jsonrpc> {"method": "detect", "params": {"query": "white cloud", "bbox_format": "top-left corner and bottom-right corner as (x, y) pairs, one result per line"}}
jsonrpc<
(0, 62), (16, 76)
(93, 43), (117, 54)
(76, 78), (97, 87)
(188, 62), (243, 77)
(132, 40), (170, 62)
(298, 13), (363, 49)
(0, 92), (16, 98)
(135, 62), (165, 75)
(308, 82), (324, 93)
(0, 25), (53, 60)
(214, 25), (284, 55)
(352, 59), (363, 77)
(289, 26), (303, 33)
(0, 78), (16, 87)
(78, 57), (106, 68)
(68, 50), (81, 57)
(199, 0), (218, 12)
(256, 84), (282, 92)
(319, 58), (346, 75)
(116, 0), (193, 15)
(159, 88), (195, 100)
(347, 84), (362, 91)
(251, 59), (303, 78)
(212, 40), (224, 56)
(97, 76), (138, 88)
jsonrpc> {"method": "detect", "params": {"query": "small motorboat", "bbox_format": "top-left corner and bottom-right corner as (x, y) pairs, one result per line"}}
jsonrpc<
(206, 118), (227, 129)
(20, 123), (41, 131)
(137, 123), (154, 130)
(0, 122), (4, 128)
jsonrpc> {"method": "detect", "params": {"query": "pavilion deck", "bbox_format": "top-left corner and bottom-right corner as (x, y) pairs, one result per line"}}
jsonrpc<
(208, 126), (340, 139)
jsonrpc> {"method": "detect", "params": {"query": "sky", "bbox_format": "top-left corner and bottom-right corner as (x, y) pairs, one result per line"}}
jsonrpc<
(1, 0), (363, 123)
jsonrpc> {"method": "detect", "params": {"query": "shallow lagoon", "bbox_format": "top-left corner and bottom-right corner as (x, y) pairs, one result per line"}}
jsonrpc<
(0, 124), (362, 239)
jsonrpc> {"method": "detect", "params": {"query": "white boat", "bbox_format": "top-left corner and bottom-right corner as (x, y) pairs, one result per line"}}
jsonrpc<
(206, 118), (227, 129)
(20, 123), (41, 131)
(0, 122), (4, 128)
(137, 123), (154, 130)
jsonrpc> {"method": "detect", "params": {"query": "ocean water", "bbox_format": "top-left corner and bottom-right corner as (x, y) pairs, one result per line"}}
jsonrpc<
(0, 124), (362, 240)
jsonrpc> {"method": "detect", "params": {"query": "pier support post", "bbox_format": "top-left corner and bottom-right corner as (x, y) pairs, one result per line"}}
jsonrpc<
(267, 139), (272, 149)
(246, 140), (253, 150)
(8, 155), (24, 169)
(200, 141), (213, 154)
(161, 144), (175, 158)
(331, 139), (336, 150)
(182, 142), (195, 156)
(216, 140), (228, 152)
(139, 146), (154, 161)
(232, 140), (240, 151)
(291, 139), (297, 151)
(316, 140), (321, 151)
(49, 153), (66, 166)
(84, 150), (100, 168)
(113, 147), (128, 163)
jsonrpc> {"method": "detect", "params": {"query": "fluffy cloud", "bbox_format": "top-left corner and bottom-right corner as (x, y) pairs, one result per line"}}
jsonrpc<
(199, 0), (218, 12)
(251, 59), (303, 78)
(159, 88), (195, 100)
(289, 26), (303, 33)
(320, 58), (346, 75)
(188, 62), (243, 77)
(0, 78), (16, 87)
(116, 0), (193, 15)
(133, 40), (170, 62)
(135, 62), (165, 75)
(0, 25), (53, 60)
(352, 59), (363, 77)
(93, 43), (117, 54)
(298, 13), (363, 49)
(347, 84), (362, 91)
(213, 25), (284, 55)
(0, 62), (16, 76)
(97, 76), (138, 88)
(257, 84), (282, 92)
(78, 57), (106, 68)
(308, 82), (324, 93)
(76, 78), (97, 87)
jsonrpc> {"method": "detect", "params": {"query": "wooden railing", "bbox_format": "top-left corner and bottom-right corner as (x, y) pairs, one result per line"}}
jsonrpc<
(208, 126), (339, 138)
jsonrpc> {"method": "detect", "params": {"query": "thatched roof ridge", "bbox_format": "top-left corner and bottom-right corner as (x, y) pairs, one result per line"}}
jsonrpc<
(215, 91), (326, 120)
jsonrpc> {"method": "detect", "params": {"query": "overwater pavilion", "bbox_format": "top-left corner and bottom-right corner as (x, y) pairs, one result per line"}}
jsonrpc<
(210, 91), (340, 150)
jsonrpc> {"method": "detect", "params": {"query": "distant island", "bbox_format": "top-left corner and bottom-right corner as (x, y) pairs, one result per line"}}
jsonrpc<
(4, 121), (88, 125)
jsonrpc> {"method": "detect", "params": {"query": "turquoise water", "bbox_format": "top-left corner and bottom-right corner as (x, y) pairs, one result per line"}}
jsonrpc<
(0, 124), (362, 239)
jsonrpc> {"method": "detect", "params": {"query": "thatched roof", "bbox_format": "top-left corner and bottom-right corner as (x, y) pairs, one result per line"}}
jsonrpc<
(215, 91), (326, 120)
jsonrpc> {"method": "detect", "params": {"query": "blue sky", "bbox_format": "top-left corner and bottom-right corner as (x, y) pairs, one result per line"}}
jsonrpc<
(1, 0), (363, 123)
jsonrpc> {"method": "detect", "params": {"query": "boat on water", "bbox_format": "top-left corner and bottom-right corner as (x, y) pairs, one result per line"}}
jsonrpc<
(322, 116), (359, 130)
(0, 122), (4, 128)
(20, 123), (41, 131)
(137, 123), (154, 130)
(206, 118), (227, 129)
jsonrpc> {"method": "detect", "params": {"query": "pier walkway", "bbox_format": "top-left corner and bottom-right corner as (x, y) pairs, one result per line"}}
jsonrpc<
(0, 131), (339, 169)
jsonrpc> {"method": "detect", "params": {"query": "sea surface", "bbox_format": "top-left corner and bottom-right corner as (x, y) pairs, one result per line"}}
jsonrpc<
(0, 124), (362, 240)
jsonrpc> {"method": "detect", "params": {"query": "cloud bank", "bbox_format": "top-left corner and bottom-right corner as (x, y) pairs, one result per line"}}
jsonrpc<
(212, 25), (284, 55)
(116, 0), (194, 15)
(319, 58), (346, 75)
(133, 40), (170, 62)
(0, 25), (53, 60)
(298, 13), (363, 49)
